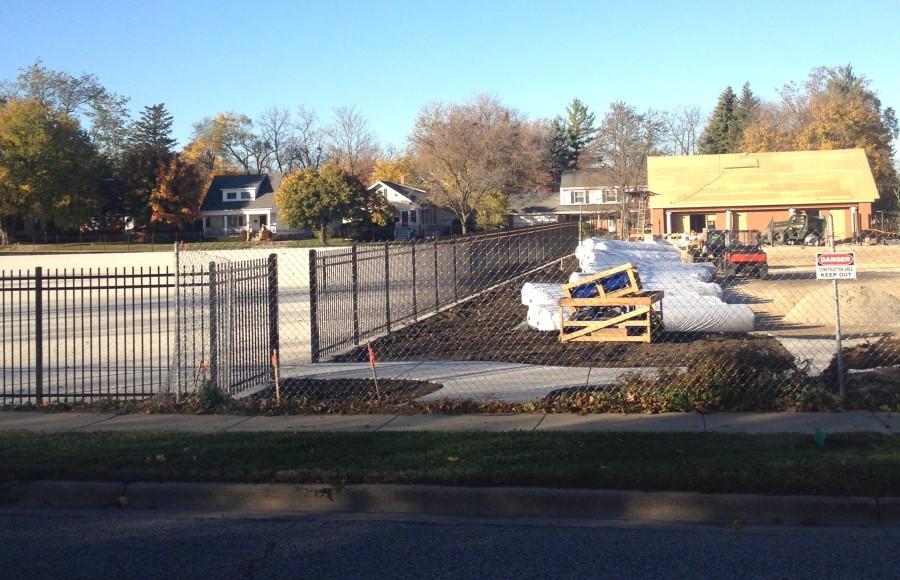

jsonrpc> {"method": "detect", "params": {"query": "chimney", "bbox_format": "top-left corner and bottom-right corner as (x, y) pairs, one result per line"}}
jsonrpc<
(400, 174), (406, 185)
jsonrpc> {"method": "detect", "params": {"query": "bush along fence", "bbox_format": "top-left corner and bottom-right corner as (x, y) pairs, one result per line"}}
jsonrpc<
(308, 222), (579, 361)
(0, 255), (278, 405)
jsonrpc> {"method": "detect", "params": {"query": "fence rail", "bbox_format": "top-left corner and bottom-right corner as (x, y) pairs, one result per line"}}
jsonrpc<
(309, 223), (579, 360)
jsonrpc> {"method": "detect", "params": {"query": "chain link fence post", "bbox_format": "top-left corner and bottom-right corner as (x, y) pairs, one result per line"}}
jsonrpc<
(308, 249), (319, 363)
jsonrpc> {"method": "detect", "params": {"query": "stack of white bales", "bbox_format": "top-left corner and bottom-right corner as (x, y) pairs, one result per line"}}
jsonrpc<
(522, 238), (754, 333)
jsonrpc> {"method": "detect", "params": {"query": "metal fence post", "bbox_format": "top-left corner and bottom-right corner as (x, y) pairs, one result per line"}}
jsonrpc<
(829, 215), (847, 398)
(384, 243), (391, 333)
(208, 262), (218, 387)
(452, 238), (458, 302)
(351, 244), (359, 345)
(34, 267), (43, 405)
(267, 254), (279, 373)
(308, 249), (320, 363)
(433, 239), (440, 313)
(411, 242), (418, 320)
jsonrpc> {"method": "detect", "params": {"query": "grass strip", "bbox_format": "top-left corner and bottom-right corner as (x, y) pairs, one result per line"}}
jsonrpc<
(1, 431), (899, 496)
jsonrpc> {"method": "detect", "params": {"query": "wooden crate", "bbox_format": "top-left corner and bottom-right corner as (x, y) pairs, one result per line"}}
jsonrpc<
(558, 290), (664, 344)
(560, 263), (642, 301)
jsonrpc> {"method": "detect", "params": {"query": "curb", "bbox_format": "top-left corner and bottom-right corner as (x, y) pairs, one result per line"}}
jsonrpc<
(0, 481), (894, 527)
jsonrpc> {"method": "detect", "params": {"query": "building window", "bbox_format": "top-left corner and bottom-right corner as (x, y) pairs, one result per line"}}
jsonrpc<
(225, 191), (238, 201)
(603, 188), (620, 203)
(607, 218), (616, 232)
(400, 211), (409, 226)
(571, 191), (587, 204)
(227, 215), (243, 228)
(410, 210), (417, 223)
(203, 217), (211, 229)
(241, 191), (252, 200)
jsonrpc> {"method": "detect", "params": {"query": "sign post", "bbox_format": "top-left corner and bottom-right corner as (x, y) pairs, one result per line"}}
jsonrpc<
(817, 215), (856, 399)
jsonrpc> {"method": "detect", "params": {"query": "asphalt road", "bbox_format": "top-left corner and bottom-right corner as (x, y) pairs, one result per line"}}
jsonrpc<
(1, 509), (897, 579)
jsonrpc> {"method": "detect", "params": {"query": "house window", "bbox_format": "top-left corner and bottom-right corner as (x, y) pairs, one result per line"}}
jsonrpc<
(227, 215), (243, 228)
(225, 191), (238, 201)
(571, 191), (587, 204)
(607, 217), (616, 232)
(410, 210), (417, 223)
(400, 211), (409, 226)
(603, 188), (620, 203)
(203, 217), (211, 229)
(240, 191), (252, 200)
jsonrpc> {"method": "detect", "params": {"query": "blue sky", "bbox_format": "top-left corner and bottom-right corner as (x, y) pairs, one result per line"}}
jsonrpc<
(2, 0), (899, 150)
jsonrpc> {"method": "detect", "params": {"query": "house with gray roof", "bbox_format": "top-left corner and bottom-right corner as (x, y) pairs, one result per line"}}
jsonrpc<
(367, 180), (457, 239)
(508, 168), (650, 235)
(199, 174), (298, 237)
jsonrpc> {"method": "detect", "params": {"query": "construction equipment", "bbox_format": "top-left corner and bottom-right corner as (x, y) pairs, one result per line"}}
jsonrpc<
(717, 244), (768, 279)
(558, 263), (664, 343)
(763, 212), (827, 246)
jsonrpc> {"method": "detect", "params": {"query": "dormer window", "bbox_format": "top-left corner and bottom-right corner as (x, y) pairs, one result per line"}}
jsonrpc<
(223, 189), (255, 202)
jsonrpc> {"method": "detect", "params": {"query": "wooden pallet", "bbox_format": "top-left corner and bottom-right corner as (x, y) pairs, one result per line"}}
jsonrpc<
(560, 263), (643, 301)
(558, 290), (664, 343)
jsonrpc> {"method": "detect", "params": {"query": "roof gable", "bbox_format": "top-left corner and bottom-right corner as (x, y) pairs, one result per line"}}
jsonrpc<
(200, 174), (276, 212)
(369, 180), (429, 204)
(647, 149), (879, 209)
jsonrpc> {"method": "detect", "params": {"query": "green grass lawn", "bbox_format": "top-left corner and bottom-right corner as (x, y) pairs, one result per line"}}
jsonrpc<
(2, 431), (898, 496)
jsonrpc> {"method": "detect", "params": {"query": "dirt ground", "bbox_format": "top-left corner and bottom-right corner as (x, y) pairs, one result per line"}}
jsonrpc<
(255, 378), (441, 404)
(335, 258), (791, 368)
(724, 245), (900, 337)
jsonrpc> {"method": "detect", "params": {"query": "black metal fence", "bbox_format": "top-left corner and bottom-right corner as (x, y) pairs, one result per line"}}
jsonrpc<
(0, 255), (277, 404)
(309, 223), (579, 360)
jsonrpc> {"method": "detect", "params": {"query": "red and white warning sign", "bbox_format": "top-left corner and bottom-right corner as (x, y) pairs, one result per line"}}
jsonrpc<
(816, 252), (856, 280)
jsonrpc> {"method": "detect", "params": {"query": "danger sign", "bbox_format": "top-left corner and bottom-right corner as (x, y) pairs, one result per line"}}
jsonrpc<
(816, 252), (856, 280)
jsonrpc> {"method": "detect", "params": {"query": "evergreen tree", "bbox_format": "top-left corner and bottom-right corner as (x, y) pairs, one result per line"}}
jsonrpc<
(565, 98), (596, 164)
(549, 116), (570, 183)
(118, 104), (178, 226)
(132, 103), (177, 153)
(735, 82), (760, 131)
(699, 86), (739, 154)
(549, 98), (597, 184)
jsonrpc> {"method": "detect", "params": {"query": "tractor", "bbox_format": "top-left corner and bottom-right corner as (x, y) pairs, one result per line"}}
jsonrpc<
(763, 212), (827, 246)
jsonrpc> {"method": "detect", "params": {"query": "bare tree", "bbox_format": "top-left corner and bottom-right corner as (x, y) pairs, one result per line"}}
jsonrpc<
(293, 106), (328, 170)
(661, 106), (702, 156)
(594, 102), (662, 239)
(411, 94), (543, 234)
(327, 106), (379, 181)
(258, 106), (297, 174)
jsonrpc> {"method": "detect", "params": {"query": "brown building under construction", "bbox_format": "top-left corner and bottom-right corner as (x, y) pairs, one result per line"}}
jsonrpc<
(647, 149), (879, 241)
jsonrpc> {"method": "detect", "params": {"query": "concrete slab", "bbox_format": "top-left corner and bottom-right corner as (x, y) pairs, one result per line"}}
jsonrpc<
(379, 414), (543, 432)
(0, 412), (115, 433)
(292, 361), (593, 403)
(874, 412), (900, 434)
(537, 413), (704, 432)
(227, 415), (396, 432)
(79, 414), (248, 432)
(705, 412), (889, 434)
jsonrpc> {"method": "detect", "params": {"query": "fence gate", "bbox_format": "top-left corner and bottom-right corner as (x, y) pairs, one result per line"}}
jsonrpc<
(174, 250), (278, 396)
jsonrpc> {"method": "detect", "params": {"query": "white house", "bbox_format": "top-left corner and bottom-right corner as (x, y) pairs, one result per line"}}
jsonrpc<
(368, 180), (457, 239)
(509, 169), (650, 235)
(199, 174), (301, 237)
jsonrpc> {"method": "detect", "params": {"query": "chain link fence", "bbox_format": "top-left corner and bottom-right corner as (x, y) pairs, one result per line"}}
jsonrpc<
(2, 222), (899, 411)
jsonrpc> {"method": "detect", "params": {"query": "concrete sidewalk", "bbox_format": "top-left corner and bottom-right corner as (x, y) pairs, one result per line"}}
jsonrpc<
(278, 361), (665, 403)
(1, 410), (897, 434)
